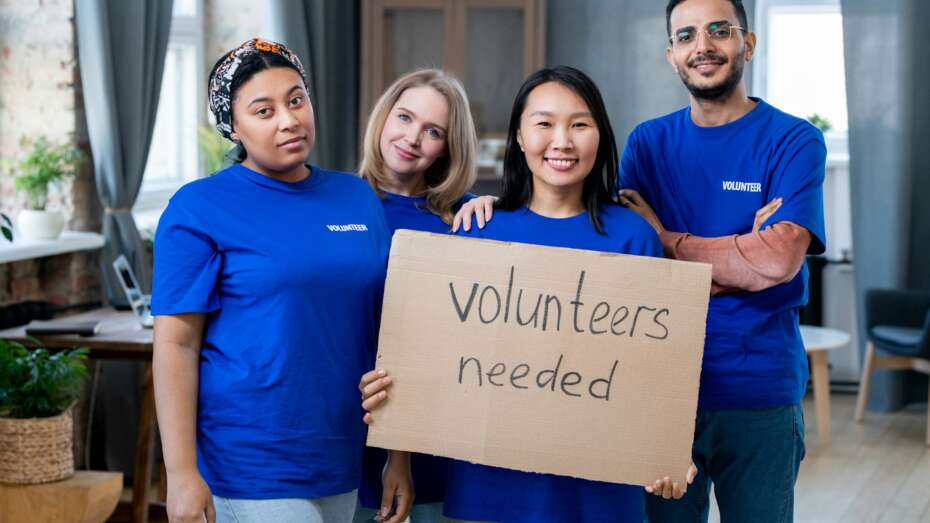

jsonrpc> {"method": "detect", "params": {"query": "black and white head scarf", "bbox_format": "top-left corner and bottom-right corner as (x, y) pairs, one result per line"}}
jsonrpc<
(207, 38), (307, 140)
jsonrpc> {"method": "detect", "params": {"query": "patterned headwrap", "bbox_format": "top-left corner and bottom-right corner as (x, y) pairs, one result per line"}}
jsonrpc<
(208, 38), (307, 140)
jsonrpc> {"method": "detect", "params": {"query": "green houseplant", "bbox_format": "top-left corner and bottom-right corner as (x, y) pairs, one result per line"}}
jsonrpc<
(199, 124), (234, 175)
(10, 136), (83, 241)
(0, 340), (88, 484)
(806, 113), (833, 134)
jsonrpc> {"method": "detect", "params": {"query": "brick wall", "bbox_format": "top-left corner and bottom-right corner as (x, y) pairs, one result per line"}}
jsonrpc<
(0, 0), (264, 308)
(0, 0), (100, 308)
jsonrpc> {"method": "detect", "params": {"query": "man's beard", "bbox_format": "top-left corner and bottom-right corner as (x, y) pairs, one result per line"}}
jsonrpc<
(678, 48), (745, 101)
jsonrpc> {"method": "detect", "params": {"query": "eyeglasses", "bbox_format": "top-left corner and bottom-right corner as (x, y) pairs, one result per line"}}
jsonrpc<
(669, 22), (746, 47)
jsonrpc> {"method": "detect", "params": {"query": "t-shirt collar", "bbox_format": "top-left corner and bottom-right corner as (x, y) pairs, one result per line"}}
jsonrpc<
(685, 97), (770, 136)
(232, 162), (322, 193)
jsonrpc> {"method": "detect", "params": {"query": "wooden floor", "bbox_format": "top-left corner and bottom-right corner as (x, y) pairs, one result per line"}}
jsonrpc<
(110, 393), (929, 523)
(709, 393), (930, 523)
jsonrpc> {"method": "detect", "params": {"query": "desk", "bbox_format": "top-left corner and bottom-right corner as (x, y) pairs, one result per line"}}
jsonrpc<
(0, 308), (156, 523)
(800, 325), (851, 446)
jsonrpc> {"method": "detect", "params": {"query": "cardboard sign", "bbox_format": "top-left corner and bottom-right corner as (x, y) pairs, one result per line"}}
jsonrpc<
(367, 230), (711, 486)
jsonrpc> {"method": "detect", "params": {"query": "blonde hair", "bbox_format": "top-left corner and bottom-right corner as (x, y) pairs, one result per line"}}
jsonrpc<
(359, 69), (478, 225)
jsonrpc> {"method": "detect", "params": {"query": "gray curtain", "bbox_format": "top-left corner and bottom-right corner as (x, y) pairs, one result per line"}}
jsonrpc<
(842, 0), (930, 410)
(267, 0), (360, 172)
(75, 0), (173, 477)
(75, 0), (173, 300)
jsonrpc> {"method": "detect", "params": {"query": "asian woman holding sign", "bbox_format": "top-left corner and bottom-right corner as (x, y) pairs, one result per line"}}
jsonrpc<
(360, 66), (697, 523)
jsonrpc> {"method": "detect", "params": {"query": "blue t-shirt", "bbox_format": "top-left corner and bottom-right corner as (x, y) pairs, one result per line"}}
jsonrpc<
(442, 204), (662, 523)
(619, 98), (826, 410)
(358, 191), (472, 509)
(151, 163), (390, 499)
(380, 191), (472, 235)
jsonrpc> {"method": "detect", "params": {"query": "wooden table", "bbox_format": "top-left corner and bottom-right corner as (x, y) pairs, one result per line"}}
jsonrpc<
(800, 325), (851, 447)
(0, 470), (123, 523)
(0, 308), (157, 523)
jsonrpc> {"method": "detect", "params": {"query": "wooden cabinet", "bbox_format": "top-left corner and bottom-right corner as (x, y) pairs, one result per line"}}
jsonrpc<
(361, 0), (546, 149)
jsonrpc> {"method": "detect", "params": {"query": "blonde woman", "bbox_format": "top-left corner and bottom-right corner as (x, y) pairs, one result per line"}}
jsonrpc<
(355, 69), (487, 523)
(359, 68), (485, 235)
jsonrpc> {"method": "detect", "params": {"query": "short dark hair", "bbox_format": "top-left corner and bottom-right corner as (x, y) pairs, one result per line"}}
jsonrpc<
(496, 66), (619, 235)
(666, 0), (748, 36)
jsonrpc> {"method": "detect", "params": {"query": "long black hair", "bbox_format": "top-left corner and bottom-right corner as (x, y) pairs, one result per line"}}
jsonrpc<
(496, 66), (619, 234)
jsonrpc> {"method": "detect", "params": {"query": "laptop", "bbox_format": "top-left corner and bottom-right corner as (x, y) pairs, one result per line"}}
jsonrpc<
(113, 255), (154, 328)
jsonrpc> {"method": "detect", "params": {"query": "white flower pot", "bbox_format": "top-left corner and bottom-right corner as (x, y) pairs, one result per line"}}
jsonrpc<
(17, 209), (65, 240)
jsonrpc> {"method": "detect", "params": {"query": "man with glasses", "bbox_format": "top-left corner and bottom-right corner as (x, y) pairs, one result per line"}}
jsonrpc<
(619, 0), (826, 521)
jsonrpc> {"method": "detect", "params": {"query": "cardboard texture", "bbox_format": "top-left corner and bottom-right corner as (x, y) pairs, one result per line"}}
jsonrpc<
(367, 230), (712, 486)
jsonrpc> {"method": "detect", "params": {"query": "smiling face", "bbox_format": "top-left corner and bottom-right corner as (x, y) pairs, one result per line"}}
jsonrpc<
(378, 86), (449, 186)
(230, 66), (315, 180)
(516, 81), (600, 199)
(666, 0), (755, 101)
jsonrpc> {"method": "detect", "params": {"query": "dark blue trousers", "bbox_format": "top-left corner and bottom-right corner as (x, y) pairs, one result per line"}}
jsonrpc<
(646, 405), (806, 523)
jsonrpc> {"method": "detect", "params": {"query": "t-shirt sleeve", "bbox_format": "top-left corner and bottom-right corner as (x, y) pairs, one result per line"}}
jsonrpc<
(762, 133), (827, 255)
(618, 127), (648, 195)
(644, 228), (664, 258)
(622, 210), (664, 258)
(151, 198), (222, 315)
(635, 223), (664, 258)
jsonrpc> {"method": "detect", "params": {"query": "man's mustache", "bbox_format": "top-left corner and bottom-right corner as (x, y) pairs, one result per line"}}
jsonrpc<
(687, 53), (728, 67)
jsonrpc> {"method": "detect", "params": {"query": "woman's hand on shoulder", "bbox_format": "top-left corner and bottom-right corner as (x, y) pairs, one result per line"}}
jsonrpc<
(452, 195), (498, 232)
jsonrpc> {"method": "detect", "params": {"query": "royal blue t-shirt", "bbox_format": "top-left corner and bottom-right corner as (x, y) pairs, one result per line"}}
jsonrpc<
(619, 98), (826, 410)
(151, 163), (390, 499)
(358, 191), (473, 509)
(442, 204), (662, 523)
(380, 191), (472, 235)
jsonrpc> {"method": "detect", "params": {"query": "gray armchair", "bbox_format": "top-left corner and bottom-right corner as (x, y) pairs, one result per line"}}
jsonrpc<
(854, 289), (930, 446)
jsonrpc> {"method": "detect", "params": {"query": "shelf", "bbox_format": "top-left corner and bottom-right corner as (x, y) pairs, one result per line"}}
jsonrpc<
(0, 231), (105, 264)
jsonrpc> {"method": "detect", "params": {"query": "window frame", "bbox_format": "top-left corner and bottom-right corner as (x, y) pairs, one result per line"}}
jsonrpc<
(134, 0), (206, 229)
(752, 0), (848, 163)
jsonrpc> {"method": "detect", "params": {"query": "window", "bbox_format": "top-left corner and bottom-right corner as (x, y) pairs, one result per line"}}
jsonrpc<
(753, 0), (853, 262)
(134, 0), (205, 231)
(753, 0), (848, 160)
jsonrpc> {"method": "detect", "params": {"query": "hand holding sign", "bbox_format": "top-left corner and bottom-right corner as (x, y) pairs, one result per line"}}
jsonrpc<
(360, 368), (699, 499)
(645, 463), (699, 500)
(360, 369), (392, 424)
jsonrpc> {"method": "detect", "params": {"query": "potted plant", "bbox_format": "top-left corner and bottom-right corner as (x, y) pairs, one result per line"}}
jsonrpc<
(0, 340), (88, 484)
(11, 136), (83, 240)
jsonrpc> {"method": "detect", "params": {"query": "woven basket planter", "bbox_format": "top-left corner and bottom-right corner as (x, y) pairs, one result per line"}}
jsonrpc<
(0, 408), (74, 484)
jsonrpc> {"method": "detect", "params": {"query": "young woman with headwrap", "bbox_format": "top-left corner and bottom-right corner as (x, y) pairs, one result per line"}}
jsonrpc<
(151, 38), (411, 523)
